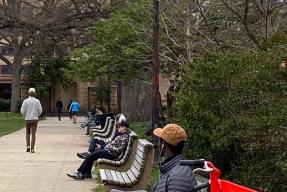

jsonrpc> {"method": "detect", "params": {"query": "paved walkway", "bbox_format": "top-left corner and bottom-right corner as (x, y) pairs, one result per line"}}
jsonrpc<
(0, 116), (98, 192)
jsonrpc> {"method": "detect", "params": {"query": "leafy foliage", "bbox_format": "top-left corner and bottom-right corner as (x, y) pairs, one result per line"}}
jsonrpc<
(0, 99), (10, 112)
(67, 0), (153, 82)
(24, 55), (70, 97)
(173, 48), (287, 191)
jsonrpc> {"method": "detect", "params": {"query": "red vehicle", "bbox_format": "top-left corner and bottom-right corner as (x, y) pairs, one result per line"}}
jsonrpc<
(179, 160), (258, 192)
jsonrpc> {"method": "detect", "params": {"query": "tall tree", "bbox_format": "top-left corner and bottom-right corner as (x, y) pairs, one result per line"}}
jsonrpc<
(0, 0), (108, 112)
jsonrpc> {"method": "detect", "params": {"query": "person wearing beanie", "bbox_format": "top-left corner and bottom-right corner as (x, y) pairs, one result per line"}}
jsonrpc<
(67, 120), (130, 179)
(152, 123), (197, 192)
(20, 88), (43, 153)
(76, 116), (129, 159)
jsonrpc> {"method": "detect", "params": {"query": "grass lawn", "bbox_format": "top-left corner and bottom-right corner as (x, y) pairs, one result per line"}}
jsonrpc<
(0, 112), (25, 137)
(94, 121), (160, 191)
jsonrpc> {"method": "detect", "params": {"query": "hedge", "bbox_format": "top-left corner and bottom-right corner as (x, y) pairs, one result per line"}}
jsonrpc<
(173, 49), (287, 191)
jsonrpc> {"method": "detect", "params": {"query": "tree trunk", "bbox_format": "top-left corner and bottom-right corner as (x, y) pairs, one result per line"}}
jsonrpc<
(117, 80), (122, 113)
(10, 56), (22, 112)
(260, 0), (272, 36)
(186, 0), (193, 63)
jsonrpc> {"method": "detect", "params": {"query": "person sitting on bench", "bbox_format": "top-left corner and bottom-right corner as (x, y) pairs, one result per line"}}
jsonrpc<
(152, 123), (197, 192)
(67, 120), (130, 180)
(77, 114), (127, 159)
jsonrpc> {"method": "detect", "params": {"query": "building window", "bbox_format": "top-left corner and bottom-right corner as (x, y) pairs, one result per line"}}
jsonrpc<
(1, 46), (14, 56)
(0, 84), (11, 99)
(2, 65), (13, 74)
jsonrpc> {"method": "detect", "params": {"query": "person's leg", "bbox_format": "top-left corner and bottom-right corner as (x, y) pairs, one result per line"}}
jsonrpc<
(88, 138), (106, 153)
(77, 149), (116, 176)
(57, 108), (62, 121)
(57, 108), (60, 121)
(86, 122), (90, 135)
(74, 112), (77, 123)
(77, 138), (105, 159)
(72, 112), (76, 123)
(59, 108), (62, 121)
(26, 122), (32, 152)
(30, 121), (38, 152)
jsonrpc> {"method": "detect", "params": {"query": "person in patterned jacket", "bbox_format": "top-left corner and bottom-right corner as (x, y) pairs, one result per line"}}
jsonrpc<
(67, 121), (130, 180)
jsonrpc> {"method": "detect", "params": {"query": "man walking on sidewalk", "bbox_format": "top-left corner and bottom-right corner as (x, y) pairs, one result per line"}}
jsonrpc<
(56, 97), (63, 121)
(20, 88), (42, 153)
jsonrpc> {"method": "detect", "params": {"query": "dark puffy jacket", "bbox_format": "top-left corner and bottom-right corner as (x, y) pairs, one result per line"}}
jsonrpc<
(152, 154), (196, 192)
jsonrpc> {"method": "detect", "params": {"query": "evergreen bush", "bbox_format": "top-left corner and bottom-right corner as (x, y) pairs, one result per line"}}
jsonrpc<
(0, 99), (11, 112)
(173, 49), (287, 191)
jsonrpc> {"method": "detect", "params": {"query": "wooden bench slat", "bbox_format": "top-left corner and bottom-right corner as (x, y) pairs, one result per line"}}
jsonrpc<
(131, 164), (140, 179)
(133, 158), (141, 172)
(120, 172), (133, 186)
(110, 170), (120, 185)
(126, 169), (138, 184)
(105, 169), (113, 181)
(137, 144), (145, 153)
(99, 169), (108, 183)
(135, 153), (145, 165)
(136, 150), (147, 160)
(115, 171), (125, 186)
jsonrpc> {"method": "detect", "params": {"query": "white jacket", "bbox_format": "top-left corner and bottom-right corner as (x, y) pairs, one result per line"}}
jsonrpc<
(20, 96), (42, 121)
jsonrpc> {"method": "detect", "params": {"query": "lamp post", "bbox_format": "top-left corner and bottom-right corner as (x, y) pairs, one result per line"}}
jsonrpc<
(151, 0), (160, 163)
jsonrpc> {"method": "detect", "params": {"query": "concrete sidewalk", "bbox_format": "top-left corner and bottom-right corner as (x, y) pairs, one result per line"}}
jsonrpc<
(0, 116), (98, 192)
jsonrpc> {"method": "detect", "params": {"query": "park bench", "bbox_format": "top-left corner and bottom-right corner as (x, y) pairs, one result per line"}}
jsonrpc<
(97, 131), (138, 171)
(94, 121), (117, 143)
(90, 116), (111, 135)
(94, 112), (115, 129)
(93, 119), (115, 139)
(99, 139), (154, 191)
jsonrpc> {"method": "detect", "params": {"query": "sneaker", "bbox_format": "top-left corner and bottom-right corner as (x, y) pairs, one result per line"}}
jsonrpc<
(77, 152), (90, 159)
(66, 171), (84, 180)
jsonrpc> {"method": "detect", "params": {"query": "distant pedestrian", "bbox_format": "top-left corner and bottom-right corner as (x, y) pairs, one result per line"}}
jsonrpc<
(56, 97), (63, 121)
(20, 88), (42, 153)
(69, 99), (80, 123)
(67, 100), (73, 120)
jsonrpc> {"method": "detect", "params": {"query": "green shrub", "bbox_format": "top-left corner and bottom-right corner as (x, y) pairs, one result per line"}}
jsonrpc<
(0, 99), (11, 112)
(173, 49), (287, 191)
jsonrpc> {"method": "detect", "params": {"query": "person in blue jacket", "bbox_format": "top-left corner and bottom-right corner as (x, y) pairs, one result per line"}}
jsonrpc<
(69, 99), (80, 124)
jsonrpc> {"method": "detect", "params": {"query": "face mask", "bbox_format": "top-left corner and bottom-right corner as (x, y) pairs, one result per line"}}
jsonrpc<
(160, 143), (165, 157)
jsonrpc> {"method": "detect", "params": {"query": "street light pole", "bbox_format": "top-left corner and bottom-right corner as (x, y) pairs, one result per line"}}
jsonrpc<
(152, 0), (160, 163)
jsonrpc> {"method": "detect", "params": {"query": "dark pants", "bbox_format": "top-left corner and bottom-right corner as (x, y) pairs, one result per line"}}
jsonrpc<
(84, 120), (93, 134)
(57, 108), (62, 121)
(88, 138), (106, 153)
(77, 149), (117, 175)
(69, 111), (72, 120)
(86, 124), (90, 135)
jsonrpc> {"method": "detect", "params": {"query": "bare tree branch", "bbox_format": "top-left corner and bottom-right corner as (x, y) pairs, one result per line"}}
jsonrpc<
(221, 0), (265, 50)
(0, 53), (12, 66)
(160, 13), (181, 47)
